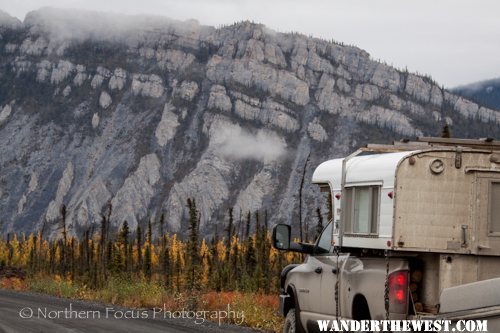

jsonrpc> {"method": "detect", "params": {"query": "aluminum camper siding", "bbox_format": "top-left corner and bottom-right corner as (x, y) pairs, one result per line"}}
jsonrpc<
(393, 149), (500, 255)
(312, 148), (500, 253)
(312, 152), (414, 250)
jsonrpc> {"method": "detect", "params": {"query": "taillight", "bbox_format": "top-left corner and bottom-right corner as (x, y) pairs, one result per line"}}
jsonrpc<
(388, 270), (408, 314)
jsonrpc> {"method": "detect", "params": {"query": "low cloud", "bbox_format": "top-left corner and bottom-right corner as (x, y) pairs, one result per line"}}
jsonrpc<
(217, 128), (287, 162)
(23, 7), (208, 45)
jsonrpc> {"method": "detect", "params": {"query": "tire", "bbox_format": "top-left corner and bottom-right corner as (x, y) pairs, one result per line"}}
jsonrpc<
(283, 308), (297, 333)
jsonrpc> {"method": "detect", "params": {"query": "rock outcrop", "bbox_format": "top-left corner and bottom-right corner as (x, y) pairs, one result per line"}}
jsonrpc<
(0, 8), (498, 238)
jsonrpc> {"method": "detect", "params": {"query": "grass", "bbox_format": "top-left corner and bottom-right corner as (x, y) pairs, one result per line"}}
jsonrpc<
(0, 275), (283, 332)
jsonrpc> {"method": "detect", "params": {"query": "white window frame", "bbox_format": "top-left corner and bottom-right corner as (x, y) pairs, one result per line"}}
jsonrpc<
(344, 185), (381, 236)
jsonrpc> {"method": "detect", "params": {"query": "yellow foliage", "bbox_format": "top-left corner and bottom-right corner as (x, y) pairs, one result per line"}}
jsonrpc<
(230, 235), (242, 256)
(200, 239), (210, 287)
(150, 244), (159, 266)
(0, 241), (8, 264)
(217, 239), (226, 262)
(9, 234), (20, 266)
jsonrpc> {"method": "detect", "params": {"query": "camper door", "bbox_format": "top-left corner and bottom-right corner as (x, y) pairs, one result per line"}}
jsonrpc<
(473, 171), (500, 256)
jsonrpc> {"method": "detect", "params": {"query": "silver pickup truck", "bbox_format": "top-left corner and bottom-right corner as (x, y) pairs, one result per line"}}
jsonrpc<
(272, 138), (500, 333)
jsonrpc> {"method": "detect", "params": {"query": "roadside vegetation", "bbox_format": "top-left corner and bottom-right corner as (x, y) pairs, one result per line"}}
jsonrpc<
(0, 199), (310, 332)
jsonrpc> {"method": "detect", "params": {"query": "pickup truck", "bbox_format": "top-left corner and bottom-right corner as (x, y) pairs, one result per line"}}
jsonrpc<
(272, 137), (500, 333)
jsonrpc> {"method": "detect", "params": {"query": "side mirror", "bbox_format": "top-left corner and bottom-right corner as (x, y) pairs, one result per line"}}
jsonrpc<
(272, 224), (291, 250)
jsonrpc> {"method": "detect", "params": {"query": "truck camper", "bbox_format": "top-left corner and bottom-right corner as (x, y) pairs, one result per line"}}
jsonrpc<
(272, 137), (500, 332)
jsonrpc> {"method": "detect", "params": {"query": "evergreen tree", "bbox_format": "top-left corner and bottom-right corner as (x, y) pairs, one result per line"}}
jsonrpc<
(245, 211), (251, 239)
(159, 213), (165, 246)
(106, 240), (113, 271)
(441, 123), (452, 138)
(225, 208), (233, 266)
(147, 219), (152, 244)
(119, 221), (130, 272)
(327, 191), (333, 221)
(244, 211), (256, 279)
(298, 153), (310, 242)
(315, 207), (324, 241)
(83, 228), (90, 273)
(99, 213), (107, 279)
(136, 226), (143, 272)
(208, 233), (219, 291)
(69, 237), (75, 279)
(144, 219), (153, 279)
(60, 205), (67, 275)
(113, 243), (123, 273)
(162, 244), (170, 288)
(186, 198), (201, 290)
(263, 211), (271, 293)
(222, 208), (234, 289)
(174, 248), (181, 291)
(143, 245), (152, 279)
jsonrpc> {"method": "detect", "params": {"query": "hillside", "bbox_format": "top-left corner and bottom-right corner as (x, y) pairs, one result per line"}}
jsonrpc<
(453, 77), (500, 111)
(0, 8), (499, 238)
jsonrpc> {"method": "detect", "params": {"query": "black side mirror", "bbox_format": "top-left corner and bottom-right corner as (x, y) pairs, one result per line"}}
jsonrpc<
(272, 224), (291, 250)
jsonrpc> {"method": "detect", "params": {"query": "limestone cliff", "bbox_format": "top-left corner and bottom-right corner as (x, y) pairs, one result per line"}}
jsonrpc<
(0, 8), (498, 238)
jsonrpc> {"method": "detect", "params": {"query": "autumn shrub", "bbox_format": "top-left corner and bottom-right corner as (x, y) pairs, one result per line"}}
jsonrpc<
(233, 293), (282, 332)
(93, 275), (164, 307)
(28, 275), (79, 298)
(0, 277), (26, 291)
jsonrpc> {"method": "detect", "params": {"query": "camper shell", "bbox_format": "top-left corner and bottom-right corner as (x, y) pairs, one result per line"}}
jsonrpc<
(312, 138), (500, 256)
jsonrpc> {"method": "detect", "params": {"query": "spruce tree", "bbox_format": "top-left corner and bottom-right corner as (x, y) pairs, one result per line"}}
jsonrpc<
(441, 123), (451, 138)
(162, 245), (170, 288)
(147, 219), (152, 244)
(60, 205), (67, 275)
(315, 207), (324, 241)
(159, 213), (165, 246)
(99, 213), (107, 278)
(145, 219), (153, 278)
(186, 198), (201, 290)
(143, 245), (152, 279)
(136, 226), (142, 272)
(106, 240), (113, 272)
(225, 208), (233, 266)
(119, 221), (130, 272)
(209, 233), (219, 291)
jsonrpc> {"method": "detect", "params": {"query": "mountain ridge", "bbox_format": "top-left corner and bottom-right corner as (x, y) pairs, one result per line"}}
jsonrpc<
(453, 77), (500, 111)
(0, 8), (498, 239)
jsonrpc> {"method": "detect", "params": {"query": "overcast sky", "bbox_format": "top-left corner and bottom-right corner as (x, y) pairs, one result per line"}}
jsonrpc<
(1, 0), (499, 88)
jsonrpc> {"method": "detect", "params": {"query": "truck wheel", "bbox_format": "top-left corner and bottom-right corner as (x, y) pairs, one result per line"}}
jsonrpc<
(283, 308), (297, 333)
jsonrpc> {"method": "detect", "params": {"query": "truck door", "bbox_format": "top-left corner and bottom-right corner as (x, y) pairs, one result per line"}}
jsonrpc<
(304, 221), (348, 319)
(299, 222), (348, 325)
(297, 222), (333, 317)
(319, 251), (350, 319)
(307, 222), (344, 316)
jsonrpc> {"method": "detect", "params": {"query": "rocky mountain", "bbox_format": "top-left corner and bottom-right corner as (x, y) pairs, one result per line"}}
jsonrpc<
(453, 77), (500, 111)
(0, 8), (499, 239)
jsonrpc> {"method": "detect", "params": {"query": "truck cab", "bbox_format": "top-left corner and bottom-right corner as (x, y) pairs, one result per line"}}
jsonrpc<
(274, 223), (409, 333)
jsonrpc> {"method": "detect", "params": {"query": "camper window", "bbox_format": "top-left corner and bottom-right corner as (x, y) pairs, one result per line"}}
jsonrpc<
(345, 186), (380, 235)
(489, 182), (500, 235)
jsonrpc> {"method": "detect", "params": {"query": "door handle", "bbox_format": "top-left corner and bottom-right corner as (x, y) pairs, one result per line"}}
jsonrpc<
(332, 267), (338, 274)
(315, 267), (323, 274)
